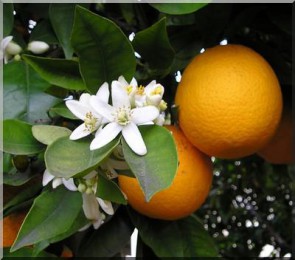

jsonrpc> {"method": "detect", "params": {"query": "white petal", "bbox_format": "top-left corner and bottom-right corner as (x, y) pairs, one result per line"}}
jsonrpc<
(97, 198), (114, 215)
(62, 178), (78, 191)
(65, 100), (90, 120)
(42, 169), (55, 186)
(1, 36), (13, 50)
(145, 80), (156, 91)
(90, 122), (122, 150)
(96, 82), (110, 103)
(82, 193), (100, 220)
(122, 122), (147, 156)
(118, 75), (129, 86)
(79, 93), (91, 105)
(69, 123), (91, 140)
(52, 178), (63, 189)
(130, 77), (138, 88)
(131, 106), (159, 124)
(111, 84), (130, 108)
(90, 96), (115, 122)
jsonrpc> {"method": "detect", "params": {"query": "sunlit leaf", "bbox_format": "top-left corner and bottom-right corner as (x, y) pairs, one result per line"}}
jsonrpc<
(122, 125), (178, 202)
(71, 6), (136, 93)
(11, 186), (82, 252)
(32, 125), (72, 145)
(45, 136), (120, 178)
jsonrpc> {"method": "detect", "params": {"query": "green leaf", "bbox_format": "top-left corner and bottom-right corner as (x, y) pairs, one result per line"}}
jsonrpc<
(122, 125), (178, 202)
(11, 186), (82, 252)
(77, 207), (134, 257)
(3, 119), (44, 155)
(49, 4), (75, 58)
(49, 102), (78, 120)
(71, 6), (136, 94)
(96, 173), (127, 205)
(4, 3), (14, 36)
(32, 125), (72, 145)
(150, 2), (209, 15)
(30, 19), (58, 44)
(22, 55), (86, 91)
(45, 136), (120, 178)
(129, 209), (219, 257)
(3, 61), (59, 123)
(4, 247), (54, 257)
(133, 18), (175, 77)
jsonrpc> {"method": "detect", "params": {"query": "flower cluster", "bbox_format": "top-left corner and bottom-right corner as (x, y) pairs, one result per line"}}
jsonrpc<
(66, 76), (167, 156)
(1, 36), (49, 63)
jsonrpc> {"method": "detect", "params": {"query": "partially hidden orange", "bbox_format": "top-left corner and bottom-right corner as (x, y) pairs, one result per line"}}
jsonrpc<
(118, 125), (213, 220)
(175, 44), (283, 159)
(257, 108), (294, 164)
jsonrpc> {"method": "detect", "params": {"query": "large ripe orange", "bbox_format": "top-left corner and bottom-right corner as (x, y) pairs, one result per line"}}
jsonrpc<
(257, 108), (294, 164)
(1, 211), (27, 248)
(175, 44), (283, 159)
(118, 125), (213, 221)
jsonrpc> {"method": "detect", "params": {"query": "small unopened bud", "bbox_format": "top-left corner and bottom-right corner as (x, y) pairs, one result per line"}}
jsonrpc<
(85, 187), (93, 195)
(6, 41), (22, 56)
(159, 100), (167, 111)
(14, 54), (21, 61)
(78, 183), (87, 193)
(28, 41), (49, 54)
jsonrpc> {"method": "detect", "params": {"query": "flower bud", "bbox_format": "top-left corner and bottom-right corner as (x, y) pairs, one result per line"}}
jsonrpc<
(6, 41), (22, 55)
(28, 41), (49, 54)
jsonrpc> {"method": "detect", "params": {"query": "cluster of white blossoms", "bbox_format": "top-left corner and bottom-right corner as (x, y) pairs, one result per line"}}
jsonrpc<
(1, 35), (50, 63)
(66, 75), (167, 156)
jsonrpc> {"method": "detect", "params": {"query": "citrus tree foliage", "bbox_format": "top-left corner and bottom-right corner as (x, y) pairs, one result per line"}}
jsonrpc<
(3, 2), (292, 258)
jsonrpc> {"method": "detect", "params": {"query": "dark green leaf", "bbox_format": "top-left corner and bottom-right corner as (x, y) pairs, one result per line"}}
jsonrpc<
(11, 186), (82, 252)
(150, 3), (208, 15)
(129, 209), (219, 257)
(49, 102), (78, 120)
(77, 207), (134, 257)
(71, 6), (136, 94)
(30, 19), (58, 44)
(122, 125), (178, 202)
(45, 136), (120, 178)
(22, 55), (86, 91)
(3, 119), (44, 155)
(49, 4), (75, 58)
(4, 3), (14, 36)
(96, 173), (127, 205)
(133, 18), (175, 77)
(3, 184), (42, 215)
(3, 170), (39, 186)
(3, 61), (59, 123)
(32, 125), (72, 145)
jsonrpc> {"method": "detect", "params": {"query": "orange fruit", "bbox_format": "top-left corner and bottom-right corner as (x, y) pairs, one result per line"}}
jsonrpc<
(118, 125), (213, 220)
(175, 44), (283, 159)
(257, 108), (294, 164)
(2, 211), (27, 247)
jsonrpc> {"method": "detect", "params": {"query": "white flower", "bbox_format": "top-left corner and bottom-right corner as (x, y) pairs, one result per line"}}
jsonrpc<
(27, 41), (50, 54)
(134, 85), (147, 108)
(89, 83), (159, 155)
(145, 80), (165, 106)
(65, 83), (109, 140)
(42, 169), (77, 191)
(154, 112), (166, 126)
(1, 36), (22, 64)
(112, 75), (138, 107)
